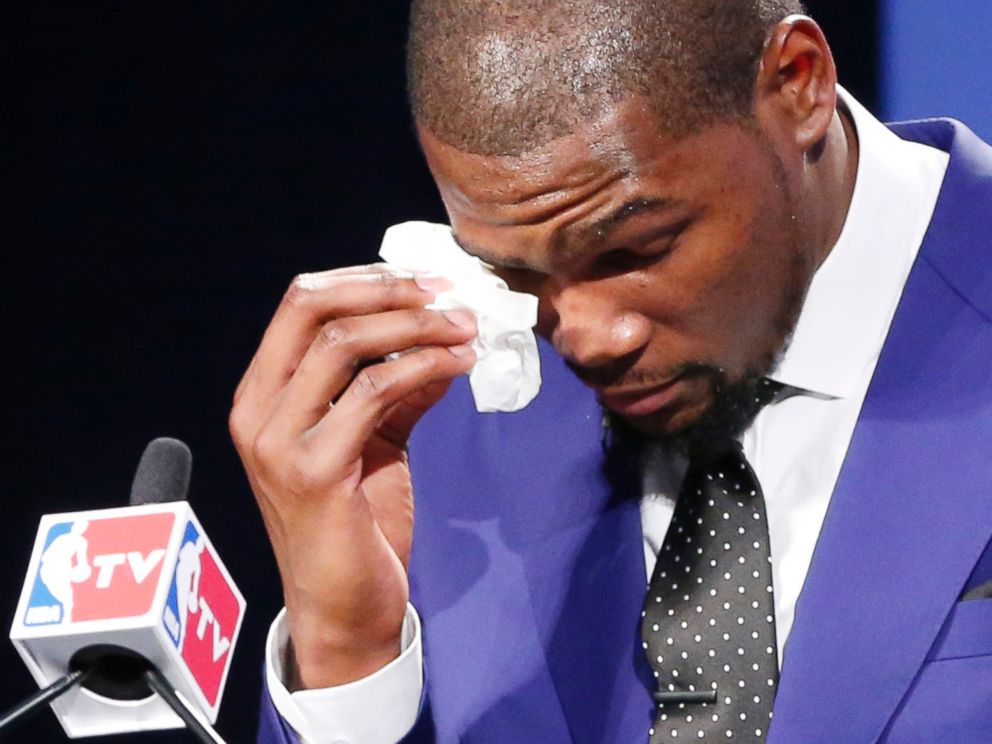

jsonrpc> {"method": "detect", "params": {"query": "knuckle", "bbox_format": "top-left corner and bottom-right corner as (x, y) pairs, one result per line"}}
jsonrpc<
(375, 270), (404, 297)
(353, 368), (391, 400)
(284, 274), (319, 307)
(232, 366), (254, 409)
(228, 405), (250, 446)
(285, 459), (329, 496)
(413, 351), (440, 375)
(250, 429), (282, 469)
(316, 321), (352, 353)
(410, 307), (434, 329)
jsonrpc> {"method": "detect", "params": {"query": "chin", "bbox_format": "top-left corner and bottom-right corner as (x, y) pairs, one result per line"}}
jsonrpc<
(615, 395), (715, 440)
(606, 368), (767, 452)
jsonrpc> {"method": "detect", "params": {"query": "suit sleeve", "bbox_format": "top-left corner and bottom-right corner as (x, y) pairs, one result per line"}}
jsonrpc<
(257, 677), (438, 744)
(257, 606), (429, 743)
(258, 676), (303, 744)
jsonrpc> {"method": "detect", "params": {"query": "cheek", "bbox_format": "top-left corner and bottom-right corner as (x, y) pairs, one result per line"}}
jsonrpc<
(694, 220), (803, 367)
(634, 209), (796, 362)
(648, 220), (761, 320)
(704, 239), (792, 338)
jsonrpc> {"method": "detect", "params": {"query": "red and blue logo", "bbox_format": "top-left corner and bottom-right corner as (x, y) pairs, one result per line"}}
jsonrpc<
(24, 513), (175, 627)
(162, 521), (241, 707)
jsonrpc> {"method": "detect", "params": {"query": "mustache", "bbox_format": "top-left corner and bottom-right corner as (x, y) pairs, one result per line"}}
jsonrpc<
(567, 357), (726, 391)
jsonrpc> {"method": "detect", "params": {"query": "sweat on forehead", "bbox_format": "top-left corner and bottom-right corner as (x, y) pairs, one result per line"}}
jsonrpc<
(407, 0), (806, 157)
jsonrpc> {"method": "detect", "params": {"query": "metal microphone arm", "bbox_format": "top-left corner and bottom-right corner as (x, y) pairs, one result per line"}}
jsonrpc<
(144, 668), (227, 744)
(0, 669), (90, 738)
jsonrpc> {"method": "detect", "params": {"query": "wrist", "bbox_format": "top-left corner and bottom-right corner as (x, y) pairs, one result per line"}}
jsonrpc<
(287, 613), (404, 690)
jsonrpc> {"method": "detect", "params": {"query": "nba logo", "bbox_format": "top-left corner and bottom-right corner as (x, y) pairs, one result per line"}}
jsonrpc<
(23, 512), (176, 627)
(162, 520), (242, 707)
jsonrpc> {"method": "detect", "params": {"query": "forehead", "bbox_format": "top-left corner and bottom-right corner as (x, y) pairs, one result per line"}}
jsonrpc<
(418, 98), (765, 265)
(421, 99), (672, 207)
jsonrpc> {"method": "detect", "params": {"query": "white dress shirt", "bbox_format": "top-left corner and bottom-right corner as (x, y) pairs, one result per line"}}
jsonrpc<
(265, 88), (950, 743)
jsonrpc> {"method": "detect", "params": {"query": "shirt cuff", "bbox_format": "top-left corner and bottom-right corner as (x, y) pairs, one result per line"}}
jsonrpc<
(265, 604), (424, 744)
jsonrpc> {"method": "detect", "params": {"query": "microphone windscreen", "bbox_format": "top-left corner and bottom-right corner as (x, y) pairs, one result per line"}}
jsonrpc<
(129, 437), (193, 506)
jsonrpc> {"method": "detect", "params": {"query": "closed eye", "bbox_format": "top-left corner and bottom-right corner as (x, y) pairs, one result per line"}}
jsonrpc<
(594, 217), (691, 276)
(597, 245), (672, 274)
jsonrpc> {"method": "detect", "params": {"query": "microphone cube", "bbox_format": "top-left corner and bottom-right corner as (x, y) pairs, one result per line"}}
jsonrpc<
(10, 502), (246, 737)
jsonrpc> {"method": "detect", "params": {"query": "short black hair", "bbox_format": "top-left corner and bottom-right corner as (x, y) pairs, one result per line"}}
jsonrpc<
(408, 0), (806, 156)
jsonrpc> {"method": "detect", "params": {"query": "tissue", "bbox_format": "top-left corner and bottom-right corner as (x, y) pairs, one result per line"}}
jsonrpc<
(379, 221), (541, 413)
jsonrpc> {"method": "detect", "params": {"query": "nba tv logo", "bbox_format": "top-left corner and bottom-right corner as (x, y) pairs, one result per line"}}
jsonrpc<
(24, 513), (175, 626)
(162, 521), (240, 707)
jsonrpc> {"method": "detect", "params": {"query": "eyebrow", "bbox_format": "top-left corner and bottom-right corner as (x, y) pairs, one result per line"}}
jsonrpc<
(588, 197), (673, 240)
(451, 233), (535, 271)
(451, 196), (675, 271)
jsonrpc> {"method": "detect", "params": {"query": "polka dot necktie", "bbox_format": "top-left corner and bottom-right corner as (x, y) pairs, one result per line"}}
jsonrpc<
(641, 440), (779, 743)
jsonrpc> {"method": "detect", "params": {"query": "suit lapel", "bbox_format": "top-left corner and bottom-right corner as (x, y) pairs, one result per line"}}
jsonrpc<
(412, 343), (655, 742)
(505, 346), (655, 744)
(521, 448), (654, 744)
(769, 120), (992, 744)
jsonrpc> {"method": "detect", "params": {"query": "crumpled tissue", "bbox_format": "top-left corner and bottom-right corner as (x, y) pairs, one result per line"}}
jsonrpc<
(379, 221), (541, 413)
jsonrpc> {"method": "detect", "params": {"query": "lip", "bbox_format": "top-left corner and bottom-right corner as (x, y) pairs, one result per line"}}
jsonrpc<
(597, 375), (686, 417)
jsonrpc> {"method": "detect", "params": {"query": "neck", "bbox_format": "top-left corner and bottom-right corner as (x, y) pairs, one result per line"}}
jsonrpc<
(808, 106), (860, 271)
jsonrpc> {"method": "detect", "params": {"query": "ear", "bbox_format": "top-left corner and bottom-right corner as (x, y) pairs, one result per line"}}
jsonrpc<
(754, 16), (838, 155)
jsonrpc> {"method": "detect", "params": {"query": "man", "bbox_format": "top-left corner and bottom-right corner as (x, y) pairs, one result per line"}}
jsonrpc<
(232, 1), (992, 742)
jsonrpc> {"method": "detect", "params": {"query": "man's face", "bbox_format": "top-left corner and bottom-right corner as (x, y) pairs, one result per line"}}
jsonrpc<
(419, 98), (816, 442)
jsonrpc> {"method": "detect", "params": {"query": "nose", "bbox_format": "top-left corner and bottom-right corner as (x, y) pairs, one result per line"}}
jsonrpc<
(547, 283), (651, 370)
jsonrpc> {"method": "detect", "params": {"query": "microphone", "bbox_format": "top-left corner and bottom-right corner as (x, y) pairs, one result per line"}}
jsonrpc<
(129, 437), (193, 507)
(6, 438), (245, 741)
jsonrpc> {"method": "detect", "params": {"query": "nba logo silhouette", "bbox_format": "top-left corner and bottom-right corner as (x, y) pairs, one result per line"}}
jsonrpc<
(23, 512), (175, 626)
(162, 520), (242, 707)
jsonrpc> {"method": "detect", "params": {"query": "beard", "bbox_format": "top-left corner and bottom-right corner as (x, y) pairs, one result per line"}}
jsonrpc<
(603, 360), (788, 455)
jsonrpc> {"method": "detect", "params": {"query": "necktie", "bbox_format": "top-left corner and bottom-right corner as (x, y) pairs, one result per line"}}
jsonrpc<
(641, 441), (779, 743)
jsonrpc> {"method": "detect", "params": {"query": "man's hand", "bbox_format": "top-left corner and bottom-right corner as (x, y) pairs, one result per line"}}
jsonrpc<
(229, 265), (476, 689)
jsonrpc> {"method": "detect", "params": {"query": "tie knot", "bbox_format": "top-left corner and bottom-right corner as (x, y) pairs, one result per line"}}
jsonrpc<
(758, 376), (785, 402)
(685, 378), (783, 466)
(688, 438), (743, 471)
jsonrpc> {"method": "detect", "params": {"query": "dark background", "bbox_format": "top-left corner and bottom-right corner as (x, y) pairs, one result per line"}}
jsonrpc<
(3, 4), (877, 742)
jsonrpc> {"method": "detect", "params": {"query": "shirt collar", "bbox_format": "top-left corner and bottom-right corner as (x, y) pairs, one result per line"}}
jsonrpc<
(767, 86), (947, 399)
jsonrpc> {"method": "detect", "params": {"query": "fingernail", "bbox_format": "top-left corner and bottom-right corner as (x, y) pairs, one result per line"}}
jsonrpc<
(414, 274), (451, 293)
(448, 344), (475, 359)
(442, 309), (476, 330)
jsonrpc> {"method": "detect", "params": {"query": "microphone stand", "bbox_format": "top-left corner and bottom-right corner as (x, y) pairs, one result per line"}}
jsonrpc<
(0, 665), (227, 743)
(0, 669), (90, 737)
(144, 668), (227, 744)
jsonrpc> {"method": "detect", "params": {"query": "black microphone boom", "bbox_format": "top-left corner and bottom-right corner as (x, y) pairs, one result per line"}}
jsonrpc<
(0, 670), (90, 737)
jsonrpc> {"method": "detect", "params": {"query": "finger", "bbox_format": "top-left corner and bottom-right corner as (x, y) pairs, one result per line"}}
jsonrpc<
(305, 345), (476, 470)
(300, 263), (419, 280)
(272, 307), (476, 434)
(236, 270), (450, 429)
(255, 271), (443, 387)
(378, 378), (456, 448)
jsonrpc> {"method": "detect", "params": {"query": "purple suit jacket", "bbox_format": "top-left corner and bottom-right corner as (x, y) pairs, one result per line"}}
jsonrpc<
(259, 118), (992, 743)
